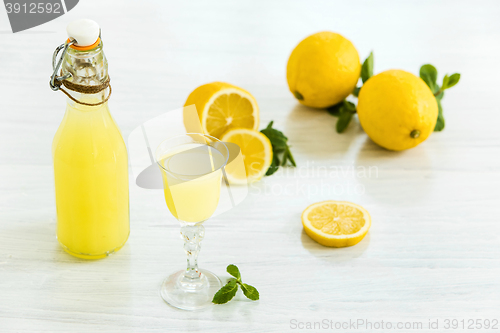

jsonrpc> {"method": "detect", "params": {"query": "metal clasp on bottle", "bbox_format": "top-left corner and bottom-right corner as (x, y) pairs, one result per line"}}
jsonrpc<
(49, 39), (77, 91)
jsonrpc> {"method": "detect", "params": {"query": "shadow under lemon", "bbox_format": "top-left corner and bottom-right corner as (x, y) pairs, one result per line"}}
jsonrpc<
(283, 101), (434, 205)
(300, 229), (370, 263)
(354, 136), (434, 205)
(284, 103), (365, 160)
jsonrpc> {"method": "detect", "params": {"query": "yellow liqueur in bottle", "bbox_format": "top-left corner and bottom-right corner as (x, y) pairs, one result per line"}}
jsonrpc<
(51, 19), (129, 259)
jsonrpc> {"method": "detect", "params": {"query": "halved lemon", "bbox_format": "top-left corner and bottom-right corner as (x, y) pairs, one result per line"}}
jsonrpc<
(220, 128), (273, 184)
(184, 82), (259, 139)
(302, 201), (371, 247)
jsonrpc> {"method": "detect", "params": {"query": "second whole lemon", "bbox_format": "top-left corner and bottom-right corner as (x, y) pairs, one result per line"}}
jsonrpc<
(287, 31), (361, 108)
(357, 70), (438, 151)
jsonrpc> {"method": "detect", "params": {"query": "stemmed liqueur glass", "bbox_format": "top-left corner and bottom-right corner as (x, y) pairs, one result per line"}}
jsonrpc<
(155, 133), (229, 310)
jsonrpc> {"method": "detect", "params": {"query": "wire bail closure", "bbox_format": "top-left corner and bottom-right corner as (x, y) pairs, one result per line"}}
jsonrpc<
(49, 39), (77, 91)
(49, 36), (111, 106)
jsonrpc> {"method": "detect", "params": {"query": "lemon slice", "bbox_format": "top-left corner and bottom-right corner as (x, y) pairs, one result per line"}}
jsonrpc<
(220, 128), (273, 184)
(302, 201), (371, 247)
(184, 82), (259, 139)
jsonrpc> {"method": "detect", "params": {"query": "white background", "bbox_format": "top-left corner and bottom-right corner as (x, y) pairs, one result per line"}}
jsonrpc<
(1, 0), (499, 332)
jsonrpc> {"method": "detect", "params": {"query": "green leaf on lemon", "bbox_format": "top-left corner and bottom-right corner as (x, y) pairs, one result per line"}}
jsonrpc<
(420, 64), (438, 92)
(336, 109), (353, 133)
(441, 74), (450, 91)
(435, 90), (445, 101)
(335, 101), (356, 133)
(261, 121), (296, 175)
(266, 154), (280, 176)
(443, 73), (460, 90)
(327, 101), (344, 117)
(419, 64), (459, 132)
(361, 52), (374, 83)
(434, 99), (445, 132)
(352, 86), (361, 97)
(261, 121), (287, 149)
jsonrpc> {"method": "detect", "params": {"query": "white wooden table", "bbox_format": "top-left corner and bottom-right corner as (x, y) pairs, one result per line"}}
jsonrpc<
(1, 0), (500, 332)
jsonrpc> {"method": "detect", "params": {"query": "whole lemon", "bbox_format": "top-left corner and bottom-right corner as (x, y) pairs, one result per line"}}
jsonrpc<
(357, 70), (438, 151)
(287, 31), (361, 108)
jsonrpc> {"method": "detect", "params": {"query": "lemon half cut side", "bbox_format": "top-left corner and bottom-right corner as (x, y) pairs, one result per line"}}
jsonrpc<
(184, 82), (259, 139)
(220, 128), (272, 184)
(302, 201), (371, 247)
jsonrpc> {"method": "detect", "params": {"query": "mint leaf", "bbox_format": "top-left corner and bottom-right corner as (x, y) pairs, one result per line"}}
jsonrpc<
(445, 73), (460, 89)
(420, 65), (459, 132)
(327, 101), (343, 117)
(241, 283), (260, 301)
(352, 86), (361, 97)
(284, 146), (296, 167)
(227, 264), (241, 280)
(352, 52), (373, 97)
(335, 101), (356, 133)
(336, 108), (353, 133)
(266, 153), (280, 176)
(260, 121), (287, 150)
(361, 52), (374, 83)
(212, 279), (238, 304)
(434, 72), (459, 131)
(441, 74), (450, 90)
(435, 90), (445, 101)
(434, 99), (445, 132)
(440, 73), (460, 91)
(343, 100), (356, 113)
(420, 64), (438, 92)
(260, 121), (296, 175)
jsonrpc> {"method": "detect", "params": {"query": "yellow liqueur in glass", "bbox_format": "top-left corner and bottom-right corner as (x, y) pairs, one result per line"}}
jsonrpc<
(156, 134), (229, 310)
(158, 143), (225, 223)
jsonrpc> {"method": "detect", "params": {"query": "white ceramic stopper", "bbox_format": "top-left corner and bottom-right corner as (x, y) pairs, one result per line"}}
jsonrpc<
(66, 19), (100, 47)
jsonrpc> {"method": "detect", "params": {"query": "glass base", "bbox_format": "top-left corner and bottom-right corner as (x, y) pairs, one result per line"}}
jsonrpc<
(160, 269), (222, 310)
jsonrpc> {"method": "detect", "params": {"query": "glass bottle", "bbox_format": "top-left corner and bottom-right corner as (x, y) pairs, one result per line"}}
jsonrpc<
(51, 19), (130, 259)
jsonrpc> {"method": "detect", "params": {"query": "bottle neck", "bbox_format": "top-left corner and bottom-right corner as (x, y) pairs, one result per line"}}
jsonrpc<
(61, 42), (108, 88)
(60, 41), (111, 112)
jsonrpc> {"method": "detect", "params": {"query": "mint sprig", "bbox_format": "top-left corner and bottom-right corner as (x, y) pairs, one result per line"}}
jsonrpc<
(327, 100), (356, 133)
(360, 51), (374, 84)
(212, 265), (259, 304)
(419, 64), (461, 131)
(260, 121), (296, 176)
(328, 52), (373, 133)
(353, 51), (374, 97)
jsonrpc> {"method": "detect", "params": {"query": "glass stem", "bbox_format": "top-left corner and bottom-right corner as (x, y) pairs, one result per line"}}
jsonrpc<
(180, 223), (205, 281)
